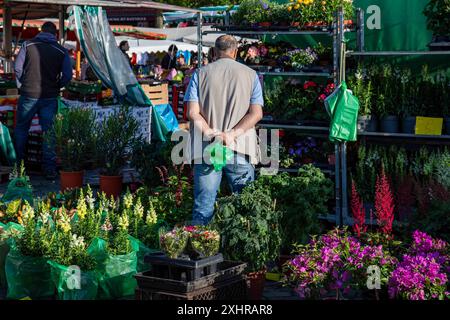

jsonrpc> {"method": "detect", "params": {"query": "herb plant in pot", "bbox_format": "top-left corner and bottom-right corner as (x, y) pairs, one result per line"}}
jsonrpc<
(48, 108), (96, 191)
(348, 66), (376, 132)
(213, 184), (282, 300)
(95, 106), (140, 198)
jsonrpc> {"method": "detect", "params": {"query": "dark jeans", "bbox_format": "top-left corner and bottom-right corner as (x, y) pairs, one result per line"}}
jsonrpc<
(14, 95), (57, 172)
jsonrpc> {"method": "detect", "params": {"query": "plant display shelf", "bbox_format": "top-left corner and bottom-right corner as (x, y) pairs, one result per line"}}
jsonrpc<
(198, 8), (352, 226)
(202, 30), (332, 36)
(342, 10), (450, 226)
(346, 51), (450, 56)
(358, 132), (450, 146)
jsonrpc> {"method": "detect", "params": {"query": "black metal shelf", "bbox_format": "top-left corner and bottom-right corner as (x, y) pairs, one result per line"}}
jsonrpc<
(258, 71), (333, 78)
(346, 50), (450, 56)
(203, 30), (332, 36)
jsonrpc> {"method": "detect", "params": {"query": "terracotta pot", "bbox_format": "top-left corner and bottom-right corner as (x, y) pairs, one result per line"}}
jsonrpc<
(100, 175), (123, 198)
(259, 22), (271, 27)
(60, 170), (84, 191)
(246, 270), (266, 300)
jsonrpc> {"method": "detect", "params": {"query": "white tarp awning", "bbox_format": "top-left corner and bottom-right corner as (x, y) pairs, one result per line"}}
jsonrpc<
(116, 38), (209, 54)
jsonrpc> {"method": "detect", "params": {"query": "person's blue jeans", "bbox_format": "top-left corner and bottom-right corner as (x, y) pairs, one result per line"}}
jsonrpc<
(192, 153), (255, 225)
(14, 96), (58, 172)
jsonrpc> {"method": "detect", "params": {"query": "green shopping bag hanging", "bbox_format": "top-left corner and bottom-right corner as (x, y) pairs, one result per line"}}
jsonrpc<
(204, 142), (234, 172)
(325, 81), (360, 143)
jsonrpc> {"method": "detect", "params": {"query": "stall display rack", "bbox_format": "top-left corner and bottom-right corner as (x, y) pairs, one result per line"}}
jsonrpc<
(200, 8), (356, 225)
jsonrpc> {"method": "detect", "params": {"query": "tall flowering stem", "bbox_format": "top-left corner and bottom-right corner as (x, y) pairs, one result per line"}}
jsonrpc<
(375, 169), (394, 236)
(351, 180), (366, 237)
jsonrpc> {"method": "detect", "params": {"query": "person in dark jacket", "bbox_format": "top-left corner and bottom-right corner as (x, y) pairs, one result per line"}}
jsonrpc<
(119, 40), (132, 67)
(13, 21), (72, 180)
(161, 44), (178, 70)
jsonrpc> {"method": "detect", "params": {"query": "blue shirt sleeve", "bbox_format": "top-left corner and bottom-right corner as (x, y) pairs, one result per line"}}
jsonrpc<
(250, 73), (264, 107)
(183, 70), (199, 103)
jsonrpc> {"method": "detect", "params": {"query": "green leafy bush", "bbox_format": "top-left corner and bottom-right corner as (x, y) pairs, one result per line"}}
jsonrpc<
(213, 183), (282, 272)
(253, 164), (333, 251)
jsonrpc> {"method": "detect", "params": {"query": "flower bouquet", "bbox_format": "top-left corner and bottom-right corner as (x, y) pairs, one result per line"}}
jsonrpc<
(185, 226), (220, 259)
(159, 227), (190, 259)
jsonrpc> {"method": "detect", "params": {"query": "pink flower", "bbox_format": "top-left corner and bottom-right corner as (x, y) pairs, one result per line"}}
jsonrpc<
(318, 94), (327, 102)
(247, 46), (259, 59)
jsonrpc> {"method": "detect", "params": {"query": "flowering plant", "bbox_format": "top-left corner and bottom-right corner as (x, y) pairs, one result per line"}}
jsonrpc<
(388, 231), (449, 300)
(285, 48), (318, 71)
(159, 227), (190, 259)
(284, 228), (397, 299)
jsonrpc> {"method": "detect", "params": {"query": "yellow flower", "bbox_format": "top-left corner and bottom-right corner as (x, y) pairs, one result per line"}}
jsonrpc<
(76, 189), (87, 220)
(294, 4), (300, 9)
(287, 5), (293, 11)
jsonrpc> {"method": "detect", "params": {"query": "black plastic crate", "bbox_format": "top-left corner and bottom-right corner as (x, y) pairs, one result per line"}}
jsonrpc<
(135, 276), (247, 300)
(135, 261), (247, 293)
(144, 252), (224, 281)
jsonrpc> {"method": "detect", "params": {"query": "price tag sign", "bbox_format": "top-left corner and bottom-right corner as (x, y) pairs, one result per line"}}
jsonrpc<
(415, 117), (443, 136)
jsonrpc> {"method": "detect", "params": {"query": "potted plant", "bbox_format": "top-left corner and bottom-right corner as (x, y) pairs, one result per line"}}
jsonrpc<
(286, 47), (318, 72)
(48, 108), (96, 191)
(95, 106), (140, 198)
(399, 68), (419, 133)
(159, 227), (189, 259)
(348, 65), (377, 132)
(213, 183), (282, 300)
(423, 0), (450, 50)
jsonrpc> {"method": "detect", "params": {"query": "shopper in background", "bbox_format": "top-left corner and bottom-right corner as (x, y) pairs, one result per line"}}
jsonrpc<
(184, 35), (264, 225)
(161, 44), (178, 70)
(13, 21), (72, 180)
(119, 40), (132, 67)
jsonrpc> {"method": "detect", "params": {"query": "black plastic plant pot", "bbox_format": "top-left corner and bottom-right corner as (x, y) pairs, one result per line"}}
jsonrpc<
(380, 115), (400, 133)
(401, 116), (417, 134)
(357, 115), (378, 132)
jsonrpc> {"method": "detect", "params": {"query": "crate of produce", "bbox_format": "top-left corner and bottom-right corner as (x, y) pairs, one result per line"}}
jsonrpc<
(135, 261), (247, 293)
(144, 252), (224, 281)
(141, 82), (169, 105)
(65, 80), (103, 95)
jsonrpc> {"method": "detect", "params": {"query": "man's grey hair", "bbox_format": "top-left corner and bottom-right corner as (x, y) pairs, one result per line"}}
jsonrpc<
(215, 35), (238, 53)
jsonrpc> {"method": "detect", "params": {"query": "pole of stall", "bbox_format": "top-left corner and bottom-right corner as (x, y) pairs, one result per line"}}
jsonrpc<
(2, 4), (12, 73)
(58, 5), (65, 45)
(76, 41), (81, 79)
(197, 12), (202, 68)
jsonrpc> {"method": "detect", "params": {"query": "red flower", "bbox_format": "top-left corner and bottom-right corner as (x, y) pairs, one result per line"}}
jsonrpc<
(351, 180), (366, 237)
(303, 81), (317, 90)
(318, 94), (327, 102)
(375, 169), (395, 236)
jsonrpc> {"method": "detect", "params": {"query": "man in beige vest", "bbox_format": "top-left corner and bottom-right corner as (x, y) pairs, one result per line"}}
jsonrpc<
(184, 35), (264, 225)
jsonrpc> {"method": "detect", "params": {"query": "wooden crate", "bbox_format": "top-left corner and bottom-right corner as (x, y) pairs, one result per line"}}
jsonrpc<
(141, 83), (169, 105)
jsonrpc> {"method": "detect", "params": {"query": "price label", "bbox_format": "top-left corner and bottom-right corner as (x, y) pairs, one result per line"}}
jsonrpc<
(415, 117), (443, 136)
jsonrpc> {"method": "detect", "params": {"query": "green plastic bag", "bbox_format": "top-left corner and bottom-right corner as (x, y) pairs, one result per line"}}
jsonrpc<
(0, 123), (16, 166)
(5, 245), (54, 299)
(1, 177), (33, 205)
(87, 237), (138, 299)
(325, 81), (360, 143)
(128, 235), (158, 273)
(47, 260), (98, 300)
(204, 142), (234, 172)
(0, 222), (24, 288)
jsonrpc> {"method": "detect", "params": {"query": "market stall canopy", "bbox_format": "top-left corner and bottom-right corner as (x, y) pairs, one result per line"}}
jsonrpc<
(163, 5), (238, 23)
(119, 39), (210, 55)
(0, 0), (200, 20)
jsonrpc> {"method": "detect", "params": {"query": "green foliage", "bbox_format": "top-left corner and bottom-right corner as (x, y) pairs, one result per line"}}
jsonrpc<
(212, 183), (282, 272)
(423, 0), (450, 37)
(409, 200), (450, 243)
(130, 140), (175, 188)
(231, 0), (272, 25)
(150, 165), (194, 227)
(157, 0), (237, 9)
(253, 164), (333, 250)
(47, 108), (97, 171)
(347, 65), (372, 116)
(95, 106), (140, 176)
